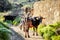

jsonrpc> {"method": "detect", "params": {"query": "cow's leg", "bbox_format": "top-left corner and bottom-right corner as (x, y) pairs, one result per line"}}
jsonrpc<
(21, 25), (23, 30)
(20, 24), (24, 30)
(20, 25), (22, 30)
(25, 27), (30, 38)
(25, 31), (27, 38)
(23, 26), (25, 32)
(22, 24), (25, 31)
(33, 27), (35, 36)
(20, 24), (23, 30)
(36, 27), (38, 36)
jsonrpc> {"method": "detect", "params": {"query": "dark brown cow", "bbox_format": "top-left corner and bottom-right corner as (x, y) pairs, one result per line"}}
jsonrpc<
(24, 18), (32, 38)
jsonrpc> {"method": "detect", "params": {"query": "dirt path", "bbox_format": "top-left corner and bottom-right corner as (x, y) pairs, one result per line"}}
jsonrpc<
(9, 25), (43, 40)
(10, 26), (25, 40)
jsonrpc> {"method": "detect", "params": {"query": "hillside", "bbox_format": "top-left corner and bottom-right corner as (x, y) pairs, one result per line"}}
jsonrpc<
(33, 0), (60, 25)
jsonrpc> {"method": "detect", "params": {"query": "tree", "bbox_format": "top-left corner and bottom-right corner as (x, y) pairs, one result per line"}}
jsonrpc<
(19, 4), (23, 8)
(0, 0), (12, 12)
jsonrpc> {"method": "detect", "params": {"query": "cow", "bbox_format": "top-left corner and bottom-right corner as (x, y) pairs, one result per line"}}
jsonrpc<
(20, 7), (45, 38)
(23, 16), (45, 38)
(31, 17), (45, 36)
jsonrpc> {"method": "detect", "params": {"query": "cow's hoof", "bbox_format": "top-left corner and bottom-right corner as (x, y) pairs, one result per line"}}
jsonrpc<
(25, 36), (27, 38)
(28, 35), (30, 38)
(36, 34), (38, 36)
(33, 33), (35, 36)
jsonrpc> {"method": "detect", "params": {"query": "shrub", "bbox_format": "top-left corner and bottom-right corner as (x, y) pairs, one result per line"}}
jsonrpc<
(0, 16), (5, 22)
(51, 22), (60, 29)
(5, 20), (12, 24)
(37, 24), (46, 35)
(0, 22), (12, 40)
(40, 26), (56, 40)
(0, 22), (9, 29)
(13, 16), (21, 26)
(51, 35), (60, 40)
(0, 28), (11, 40)
(38, 22), (60, 40)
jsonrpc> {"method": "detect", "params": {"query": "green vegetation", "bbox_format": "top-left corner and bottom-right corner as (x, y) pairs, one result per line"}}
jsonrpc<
(0, 16), (5, 22)
(0, 22), (10, 29)
(5, 20), (12, 24)
(0, 16), (12, 40)
(0, 22), (12, 40)
(51, 35), (60, 40)
(37, 24), (46, 35)
(13, 16), (21, 25)
(38, 22), (60, 40)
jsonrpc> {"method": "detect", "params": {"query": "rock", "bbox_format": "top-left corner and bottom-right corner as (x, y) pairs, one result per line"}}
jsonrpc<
(33, 0), (60, 25)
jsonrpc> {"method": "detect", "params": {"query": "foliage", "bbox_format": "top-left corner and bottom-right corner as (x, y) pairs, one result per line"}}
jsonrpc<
(0, 16), (5, 22)
(52, 22), (60, 28)
(37, 24), (46, 35)
(13, 16), (21, 25)
(0, 22), (12, 40)
(5, 20), (12, 24)
(51, 35), (60, 40)
(0, 22), (10, 29)
(0, 28), (11, 40)
(40, 25), (56, 40)
(38, 22), (60, 40)
(43, 26), (56, 40)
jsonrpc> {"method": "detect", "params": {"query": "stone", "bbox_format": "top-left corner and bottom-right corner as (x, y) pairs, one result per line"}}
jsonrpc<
(33, 0), (60, 25)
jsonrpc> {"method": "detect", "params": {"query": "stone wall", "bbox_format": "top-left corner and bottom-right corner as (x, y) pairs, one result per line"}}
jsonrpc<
(33, 0), (60, 25)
